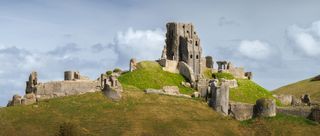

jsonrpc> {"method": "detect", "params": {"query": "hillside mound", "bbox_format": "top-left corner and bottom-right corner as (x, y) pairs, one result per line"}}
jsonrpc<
(0, 86), (319, 135)
(273, 76), (320, 102)
(118, 61), (194, 94)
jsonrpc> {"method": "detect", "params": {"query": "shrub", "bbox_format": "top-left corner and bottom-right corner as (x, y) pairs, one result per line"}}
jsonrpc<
(106, 71), (113, 76)
(212, 72), (235, 80)
(113, 68), (122, 73)
(56, 122), (81, 136)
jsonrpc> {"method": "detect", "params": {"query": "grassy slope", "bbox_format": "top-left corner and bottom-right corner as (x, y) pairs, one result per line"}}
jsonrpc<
(230, 79), (277, 104)
(119, 61), (194, 94)
(211, 72), (275, 104)
(273, 77), (320, 102)
(0, 86), (319, 136)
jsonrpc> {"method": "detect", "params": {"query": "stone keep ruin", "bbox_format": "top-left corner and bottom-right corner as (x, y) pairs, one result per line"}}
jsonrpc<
(158, 22), (252, 96)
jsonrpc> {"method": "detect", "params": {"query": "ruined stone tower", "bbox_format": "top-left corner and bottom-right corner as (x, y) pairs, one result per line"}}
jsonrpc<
(164, 22), (202, 77)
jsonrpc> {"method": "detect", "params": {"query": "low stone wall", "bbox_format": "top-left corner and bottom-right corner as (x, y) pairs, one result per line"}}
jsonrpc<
(227, 67), (245, 79)
(36, 80), (100, 100)
(276, 107), (312, 118)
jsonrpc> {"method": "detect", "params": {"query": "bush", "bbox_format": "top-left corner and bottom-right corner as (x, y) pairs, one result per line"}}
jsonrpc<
(212, 72), (235, 80)
(113, 68), (122, 73)
(106, 71), (113, 76)
(56, 122), (81, 136)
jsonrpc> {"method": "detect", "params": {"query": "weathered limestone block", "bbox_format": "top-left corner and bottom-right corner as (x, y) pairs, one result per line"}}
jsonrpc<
(229, 102), (254, 121)
(197, 78), (209, 97)
(210, 80), (229, 116)
(163, 86), (180, 95)
(181, 81), (191, 88)
(274, 95), (293, 106)
(178, 61), (195, 83)
(103, 85), (122, 101)
(21, 93), (37, 105)
(254, 98), (276, 117)
(7, 95), (22, 106)
(129, 58), (137, 72)
(144, 89), (164, 94)
(225, 79), (238, 88)
(301, 94), (311, 106)
(205, 56), (214, 68)
(192, 92), (200, 98)
(158, 59), (179, 73)
(309, 106), (320, 122)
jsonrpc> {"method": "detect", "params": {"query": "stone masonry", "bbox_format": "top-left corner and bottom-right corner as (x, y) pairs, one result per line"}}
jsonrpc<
(164, 22), (202, 79)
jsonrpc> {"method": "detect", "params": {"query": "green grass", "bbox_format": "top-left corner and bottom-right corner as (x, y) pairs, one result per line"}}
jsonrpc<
(240, 113), (318, 136)
(230, 79), (279, 104)
(213, 72), (235, 80)
(202, 68), (213, 79)
(273, 76), (320, 102)
(118, 61), (195, 94)
(0, 86), (319, 136)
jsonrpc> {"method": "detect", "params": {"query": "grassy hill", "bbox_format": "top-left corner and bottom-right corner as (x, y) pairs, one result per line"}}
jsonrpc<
(230, 79), (278, 104)
(273, 76), (320, 102)
(119, 61), (194, 94)
(1, 61), (319, 135)
(0, 85), (319, 136)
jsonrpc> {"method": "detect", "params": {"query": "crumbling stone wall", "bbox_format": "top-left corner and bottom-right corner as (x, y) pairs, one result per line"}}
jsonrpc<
(100, 73), (123, 101)
(129, 58), (137, 72)
(36, 80), (100, 100)
(277, 107), (312, 118)
(64, 71), (84, 81)
(26, 71), (38, 94)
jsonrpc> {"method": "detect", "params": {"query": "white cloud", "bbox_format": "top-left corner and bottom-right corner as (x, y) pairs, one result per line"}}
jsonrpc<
(112, 28), (165, 66)
(238, 40), (271, 60)
(287, 21), (320, 57)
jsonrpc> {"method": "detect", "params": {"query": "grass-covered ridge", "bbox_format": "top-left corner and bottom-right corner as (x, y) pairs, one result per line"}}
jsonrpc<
(230, 79), (278, 104)
(118, 61), (194, 94)
(273, 76), (320, 102)
(0, 86), (319, 136)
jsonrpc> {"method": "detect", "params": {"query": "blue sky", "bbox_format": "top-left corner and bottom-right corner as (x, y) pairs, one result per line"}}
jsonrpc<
(1, 0), (320, 106)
